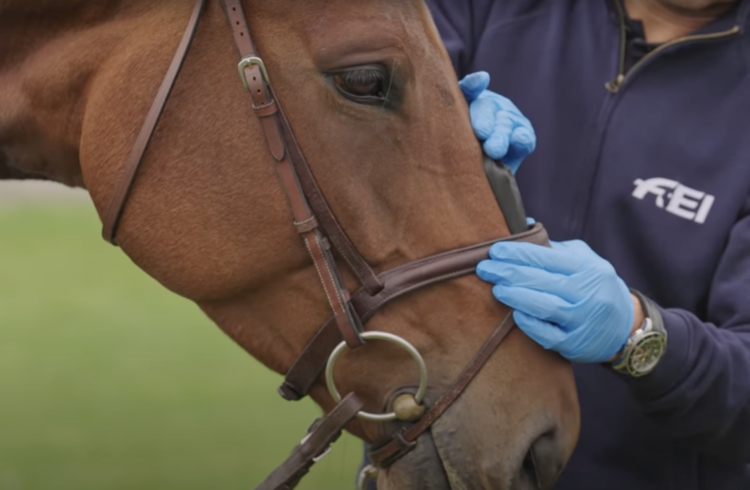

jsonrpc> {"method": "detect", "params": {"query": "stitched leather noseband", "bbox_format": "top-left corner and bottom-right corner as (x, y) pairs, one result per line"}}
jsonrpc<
(99, 1), (550, 488)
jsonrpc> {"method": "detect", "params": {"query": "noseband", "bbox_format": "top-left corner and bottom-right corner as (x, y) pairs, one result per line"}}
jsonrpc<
(99, 1), (550, 488)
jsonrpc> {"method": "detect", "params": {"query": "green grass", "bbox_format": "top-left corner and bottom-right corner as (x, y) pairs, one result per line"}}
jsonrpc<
(0, 203), (361, 490)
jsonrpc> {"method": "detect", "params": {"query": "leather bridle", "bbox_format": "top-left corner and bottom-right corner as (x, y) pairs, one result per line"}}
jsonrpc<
(99, 1), (551, 488)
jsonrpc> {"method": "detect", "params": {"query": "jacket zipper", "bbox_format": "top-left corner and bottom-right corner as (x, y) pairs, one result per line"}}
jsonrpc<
(605, 0), (740, 94)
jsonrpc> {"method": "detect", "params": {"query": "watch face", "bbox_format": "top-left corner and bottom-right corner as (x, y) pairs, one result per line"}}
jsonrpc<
(627, 332), (667, 376)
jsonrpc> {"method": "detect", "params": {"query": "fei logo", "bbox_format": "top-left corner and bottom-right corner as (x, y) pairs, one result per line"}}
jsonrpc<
(632, 178), (715, 224)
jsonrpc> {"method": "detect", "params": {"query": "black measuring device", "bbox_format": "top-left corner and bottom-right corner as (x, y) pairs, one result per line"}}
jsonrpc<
(483, 156), (528, 235)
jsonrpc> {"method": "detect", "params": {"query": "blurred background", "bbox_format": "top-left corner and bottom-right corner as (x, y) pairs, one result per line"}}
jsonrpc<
(0, 182), (361, 490)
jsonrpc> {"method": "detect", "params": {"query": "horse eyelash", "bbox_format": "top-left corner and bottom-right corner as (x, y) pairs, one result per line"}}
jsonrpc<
(340, 68), (386, 87)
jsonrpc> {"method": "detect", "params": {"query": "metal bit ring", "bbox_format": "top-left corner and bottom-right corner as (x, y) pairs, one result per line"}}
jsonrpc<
(325, 331), (428, 422)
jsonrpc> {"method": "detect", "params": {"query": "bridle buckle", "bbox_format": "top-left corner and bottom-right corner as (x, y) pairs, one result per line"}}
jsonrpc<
(299, 431), (333, 463)
(238, 56), (271, 91)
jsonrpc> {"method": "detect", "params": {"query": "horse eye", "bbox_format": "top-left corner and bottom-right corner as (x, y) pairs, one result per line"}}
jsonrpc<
(331, 66), (389, 104)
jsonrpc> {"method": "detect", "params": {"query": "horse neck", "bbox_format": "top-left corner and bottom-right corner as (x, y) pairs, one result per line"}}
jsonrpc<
(0, 1), (189, 187)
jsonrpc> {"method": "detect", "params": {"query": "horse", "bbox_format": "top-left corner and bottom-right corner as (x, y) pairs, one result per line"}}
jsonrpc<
(0, 1), (581, 488)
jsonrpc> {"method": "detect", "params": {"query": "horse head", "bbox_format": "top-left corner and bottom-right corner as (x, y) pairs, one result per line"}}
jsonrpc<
(0, 1), (580, 488)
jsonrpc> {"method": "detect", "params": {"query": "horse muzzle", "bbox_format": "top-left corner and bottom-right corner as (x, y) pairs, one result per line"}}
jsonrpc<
(368, 398), (570, 490)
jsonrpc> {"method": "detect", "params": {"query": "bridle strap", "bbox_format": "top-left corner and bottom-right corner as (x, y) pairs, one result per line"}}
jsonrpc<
(368, 313), (516, 467)
(220, 0), (370, 348)
(254, 393), (364, 490)
(279, 223), (550, 400)
(219, 0), (384, 299)
(275, 98), (384, 296)
(101, 0), (206, 244)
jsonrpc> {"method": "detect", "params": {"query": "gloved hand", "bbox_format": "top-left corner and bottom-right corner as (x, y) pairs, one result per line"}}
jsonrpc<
(476, 239), (635, 363)
(459, 71), (536, 174)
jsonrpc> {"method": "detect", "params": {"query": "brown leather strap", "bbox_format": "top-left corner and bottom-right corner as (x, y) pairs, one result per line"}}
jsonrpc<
(219, 0), (382, 295)
(274, 101), (384, 295)
(279, 223), (550, 400)
(254, 393), (364, 490)
(101, 0), (206, 244)
(220, 0), (366, 348)
(368, 313), (516, 468)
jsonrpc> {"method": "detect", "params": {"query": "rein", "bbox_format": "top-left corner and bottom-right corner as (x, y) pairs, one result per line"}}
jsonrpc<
(99, 1), (551, 488)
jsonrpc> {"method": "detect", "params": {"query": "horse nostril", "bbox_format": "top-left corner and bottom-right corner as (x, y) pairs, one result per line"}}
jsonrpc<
(517, 429), (565, 490)
(521, 447), (542, 489)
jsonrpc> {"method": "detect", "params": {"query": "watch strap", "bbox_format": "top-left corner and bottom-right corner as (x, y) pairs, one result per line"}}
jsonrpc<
(630, 289), (666, 336)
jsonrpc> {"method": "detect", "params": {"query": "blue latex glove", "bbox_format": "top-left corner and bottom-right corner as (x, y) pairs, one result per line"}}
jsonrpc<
(476, 239), (634, 363)
(459, 71), (536, 174)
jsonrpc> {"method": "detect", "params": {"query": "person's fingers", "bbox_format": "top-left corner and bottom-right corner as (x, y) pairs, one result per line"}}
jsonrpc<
(459, 71), (490, 101)
(550, 239), (594, 256)
(488, 242), (586, 275)
(516, 310), (626, 363)
(510, 126), (536, 155)
(501, 126), (536, 173)
(469, 97), (499, 140)
(490, 283), (576, 326)
(495, 108), (531, 127)
(512, 310), (568, 352)
(476, 260), (578, 301)
(482, 113), (513, 160)
(485, 92), (523, 115)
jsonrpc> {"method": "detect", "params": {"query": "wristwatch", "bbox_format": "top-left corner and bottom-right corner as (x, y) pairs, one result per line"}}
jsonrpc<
(612, 290), (668, 377)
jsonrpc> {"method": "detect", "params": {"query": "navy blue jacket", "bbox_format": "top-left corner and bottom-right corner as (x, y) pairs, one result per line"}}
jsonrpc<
(425, 1), (750, 488)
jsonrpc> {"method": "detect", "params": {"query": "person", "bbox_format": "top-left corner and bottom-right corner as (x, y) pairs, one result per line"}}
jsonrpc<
(361, 0), (750, 488)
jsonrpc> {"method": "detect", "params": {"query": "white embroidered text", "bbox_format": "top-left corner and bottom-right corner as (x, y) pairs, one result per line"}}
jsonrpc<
(632, 178), (714, 224)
